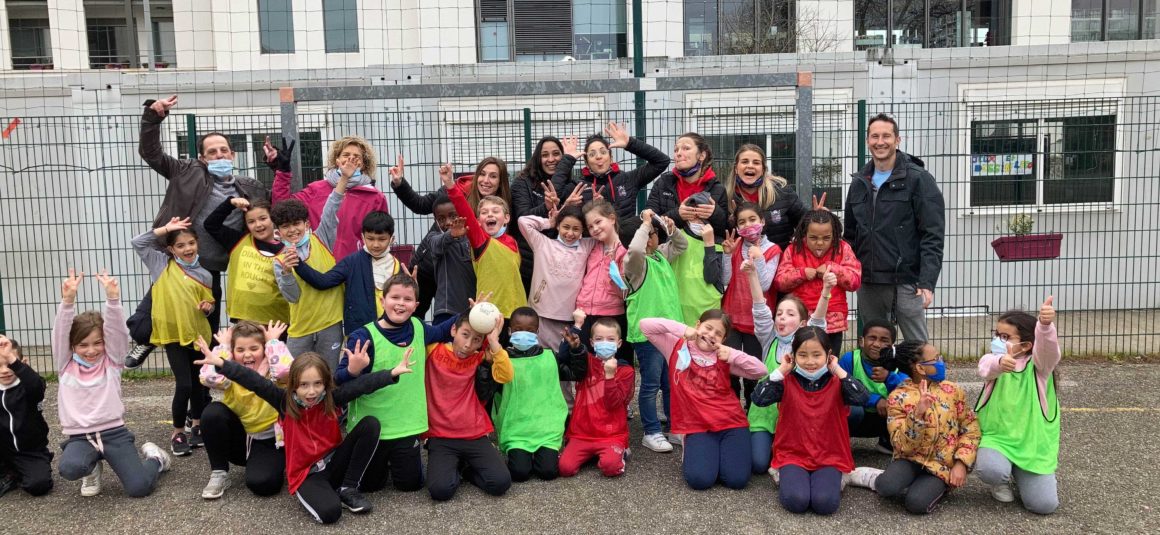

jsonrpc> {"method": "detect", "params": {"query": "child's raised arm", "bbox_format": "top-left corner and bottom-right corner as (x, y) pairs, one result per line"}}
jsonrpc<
(52, 269), (83, 372)
(444, 164), (489, 250)
(197, 342), (286, 411)
(639, 318), (692, 361)
(133, 217), (190, 281)
(95, 271), (129, 366)
(1033, 296), (1061, 377)
(333, 346), (411, 405)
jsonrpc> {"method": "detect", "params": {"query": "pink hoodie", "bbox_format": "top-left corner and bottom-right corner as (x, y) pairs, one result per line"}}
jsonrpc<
(272, 170), (388, 260)
(518, 215), (598, 322)
(53, 300), (130, 436)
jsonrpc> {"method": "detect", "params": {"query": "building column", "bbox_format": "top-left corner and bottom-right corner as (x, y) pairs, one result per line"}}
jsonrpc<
(0, 1), (12, 70)
(1011, 0), (1071, 45)
(47, 0), (90, 69)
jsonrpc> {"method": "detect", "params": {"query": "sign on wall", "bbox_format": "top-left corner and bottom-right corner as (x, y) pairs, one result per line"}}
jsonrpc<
(971, 153), (1034, 176)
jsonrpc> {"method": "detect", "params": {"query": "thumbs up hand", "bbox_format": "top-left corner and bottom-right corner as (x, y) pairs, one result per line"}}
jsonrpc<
(1039, 296), (1055, 326)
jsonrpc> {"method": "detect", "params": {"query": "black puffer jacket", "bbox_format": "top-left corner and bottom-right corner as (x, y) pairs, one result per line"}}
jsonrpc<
(646, 170), (730, 243)
(510, 172), (554, 290)
(551, 137), (670, 225)
(842, 151), (945, 290)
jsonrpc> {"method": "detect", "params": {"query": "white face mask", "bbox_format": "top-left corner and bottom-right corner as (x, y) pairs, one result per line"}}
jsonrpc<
(688, 223), (705, 236)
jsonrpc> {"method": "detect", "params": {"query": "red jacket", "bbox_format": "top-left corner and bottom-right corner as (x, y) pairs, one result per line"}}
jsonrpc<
(272, 170), (387, 260)
(774, 240), (861, 333)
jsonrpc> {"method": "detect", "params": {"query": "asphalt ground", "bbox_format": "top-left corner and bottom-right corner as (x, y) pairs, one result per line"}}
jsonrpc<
(3, 363), (1157, 534)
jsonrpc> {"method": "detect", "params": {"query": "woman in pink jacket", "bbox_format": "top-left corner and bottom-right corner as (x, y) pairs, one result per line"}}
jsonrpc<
(268, 136), (389, 260)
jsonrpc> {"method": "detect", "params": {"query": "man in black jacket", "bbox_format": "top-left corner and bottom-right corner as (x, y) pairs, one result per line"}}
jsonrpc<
(843, 114), (945, 342)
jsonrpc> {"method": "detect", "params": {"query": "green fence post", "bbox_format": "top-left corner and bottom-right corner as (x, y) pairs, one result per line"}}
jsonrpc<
(523, 108), (533, 162)
(857, 99), (867, 168)
(185, 113), (198, 157)
(0, 275), (6, 333)
(632, 0), (647, 211)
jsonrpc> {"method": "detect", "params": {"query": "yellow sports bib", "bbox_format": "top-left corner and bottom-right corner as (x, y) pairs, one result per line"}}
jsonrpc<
(151, 262), (213, 346)
(474, 240), (526, 317)
(288, 235), (344, 337)
(225, 235), (290, 324)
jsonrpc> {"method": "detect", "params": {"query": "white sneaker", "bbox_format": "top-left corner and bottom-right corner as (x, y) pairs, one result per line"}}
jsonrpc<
(991, 483), (1016, 503)
(768, 467), (780, 487)
(665, 432), (684, 446)
(847, 466), (883, 490)
(80, 463), (102, 497)
(201, 470), (232, 499)
(141, 441), (172, 473)
(641, 433), (674, 453)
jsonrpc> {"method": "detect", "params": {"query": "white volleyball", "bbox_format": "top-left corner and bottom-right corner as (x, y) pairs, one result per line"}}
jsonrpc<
(468, 302), (503, 334)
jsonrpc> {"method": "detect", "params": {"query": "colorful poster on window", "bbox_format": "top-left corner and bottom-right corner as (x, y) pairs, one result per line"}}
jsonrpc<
(971, 154), (1033, 176)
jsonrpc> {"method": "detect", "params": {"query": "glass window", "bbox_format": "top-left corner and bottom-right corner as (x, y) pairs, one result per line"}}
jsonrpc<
(1042, 115), (1115, 204)
(86, 18), (135, 68)
(151, 19), (177, 67)
(970, 120), (1037, 207)
(258, 0), (296, 54)
(323, 0), (359, 53)
(8, 19), (53, 69)
(684, 0), (718, 56)
(1107, 0), (1141, 40)
(1072, 0), (1104, 41)
(894, 0), (926, 48)
(1146, 0), (1160, 38)
(573, 0), (627, 59)
(480, 21), (511, 61)
(1074, 0), (1155, 41)
(685, 0), (793, 55)
(854, 0), (890, 50)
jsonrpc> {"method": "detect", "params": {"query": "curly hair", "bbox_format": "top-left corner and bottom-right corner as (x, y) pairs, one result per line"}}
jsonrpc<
(326, 136), (377, 178)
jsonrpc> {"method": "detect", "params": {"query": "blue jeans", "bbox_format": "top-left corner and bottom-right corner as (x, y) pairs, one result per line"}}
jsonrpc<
(633, 342), (670, 435)
(682, 427), (751, 490)
(751, 430), (773, 475)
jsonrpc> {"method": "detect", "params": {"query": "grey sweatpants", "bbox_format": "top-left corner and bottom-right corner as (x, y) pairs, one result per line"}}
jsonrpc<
(286, 322), (345, 372)
(58, 426), (161, 498)
(857, 283), (929, 342)
(974, 446), (1059, 515)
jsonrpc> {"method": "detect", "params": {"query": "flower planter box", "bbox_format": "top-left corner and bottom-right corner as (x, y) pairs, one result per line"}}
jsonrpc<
(990, 233), (1063, 262)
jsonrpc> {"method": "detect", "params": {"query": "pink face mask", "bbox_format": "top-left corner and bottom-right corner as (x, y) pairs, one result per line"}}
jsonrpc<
(737, 224), (763, 242)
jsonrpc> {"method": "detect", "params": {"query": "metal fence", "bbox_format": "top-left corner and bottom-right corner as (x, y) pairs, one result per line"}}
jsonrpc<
(2, 97), (1158, 373)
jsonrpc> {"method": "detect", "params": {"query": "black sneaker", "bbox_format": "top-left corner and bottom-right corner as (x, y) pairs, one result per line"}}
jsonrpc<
(0, 474), (17, 498)
(338, 487), (372, 513)
(171, 431), (192, 456)
(189, 425), (204, 448)
(123, 343), (156, 369)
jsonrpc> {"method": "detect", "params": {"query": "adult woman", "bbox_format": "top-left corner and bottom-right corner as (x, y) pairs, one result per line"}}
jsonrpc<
(646, 133), (729, 241)
(511, 136), (565, 292)
(392, 157), (512, 216)
(724, 144), (806, 250)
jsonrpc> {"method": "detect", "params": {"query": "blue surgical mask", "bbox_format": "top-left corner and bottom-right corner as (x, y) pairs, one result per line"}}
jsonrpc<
(509, 331), (539, 352)
(72, 353), (97, 368)
(675, 343), (692, 371)
(608, 261), (627, 291)
(352, 169), (362, 178)
(990, 337), (1008, 356)
(207, 158), (233, 178)
(557, 236), (579, 248)
(794, 365), (827, 382)
(283, 228), (311, 249)
(490, 225), (507, 238)
(593, 341), (618, 360)
(776, 332), (794, 347)
(921, 359), (947, 382)
(175, 254), (201, 268)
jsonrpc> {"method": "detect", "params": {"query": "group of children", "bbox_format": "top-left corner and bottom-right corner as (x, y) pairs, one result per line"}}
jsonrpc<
(0, 128), (1061, 523)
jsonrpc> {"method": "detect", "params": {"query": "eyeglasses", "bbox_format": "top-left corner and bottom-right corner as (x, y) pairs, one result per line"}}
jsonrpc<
(991, 330), (1017, 343)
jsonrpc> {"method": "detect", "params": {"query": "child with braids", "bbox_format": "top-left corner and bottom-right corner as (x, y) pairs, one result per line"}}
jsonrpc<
(775, 209), (861, 351)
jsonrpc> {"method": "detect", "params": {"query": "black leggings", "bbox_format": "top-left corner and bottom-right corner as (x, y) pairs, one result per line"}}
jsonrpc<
(875, 459), (949, 514)
(166, 343), (207, 428)
(360, 434), (424, 493)
(427, 437), (511, 501)
(294, 416), (381, 524)
(200, 402), (285, 496)
(581, 314), (634, 366)
(726, 331), (763, 408)
(507, 446), (559, 482)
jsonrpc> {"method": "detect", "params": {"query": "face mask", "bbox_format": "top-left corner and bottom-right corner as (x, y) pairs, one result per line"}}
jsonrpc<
(490, 225), (507, 238)
(675, 162), (702, 178)
(509, 331), (539, 352)
(352, 169), (362, 178)
(72, 353), (97, 368)
(556, 236), (579, 248)
(736, 174), (765, 189)
(283, 228), (311, 249)
(675, 343), (693, 371)
(737, 224), (763, 242)
(794, 365), (827, 382)
(175, 254), (201, 268)
(688, 223), (705, 236)
(608, 261), (628, 291)
(593, 341), (618, 360)
(776, 332), (794, 347)
(921, 359), (947, 382)
(990, 337), (1009, 355)
(206, 158), (233, 178)
(293, 392), (326, 408)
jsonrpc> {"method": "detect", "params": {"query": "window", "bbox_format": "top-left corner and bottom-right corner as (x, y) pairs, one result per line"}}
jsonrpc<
(1073, 0), (1160, 41)
(8, 19), (53, 69)
(176, 131), (324, 189)
(477, 0), (626, 61)
(86, 18), (134, 68)
(855, 0), (1010, 49)
(323, 0), (359, 53)
(969, 113), (1115, 207)
(151, 19), (177, 67)
(684, 0), (795, 56)
(702, 126), (845, 211)
(259, 0), (295, 54)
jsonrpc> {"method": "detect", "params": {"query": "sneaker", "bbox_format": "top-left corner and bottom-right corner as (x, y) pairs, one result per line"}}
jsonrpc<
(339, 487), (373, 513)
(768, 467), (780, 487)
(875, 440), (894, 455)
(201, 470), (231, 499)
(641, 433), (674, 453)
(0, 474), (18, 498)
(623, 447), (632, 462)
(171, 431), (191, 456)
(189, 425), (204, 448)
(847, 467), (883, 490)
(80, 463), (102, 497)
(142, 441), (172, 473)
(991, 483), (1016, 503)
(665, 432), (684, 447)
(123, 343), (156, 369)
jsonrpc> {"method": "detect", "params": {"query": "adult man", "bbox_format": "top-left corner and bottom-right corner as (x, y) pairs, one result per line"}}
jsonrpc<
(125, 95), (268, 368)
(843, 113), (945, 342)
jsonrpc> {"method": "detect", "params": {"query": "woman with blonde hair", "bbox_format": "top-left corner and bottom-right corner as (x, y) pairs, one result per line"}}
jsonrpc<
(269, 135), (389, 259)
(724, 143), (806, 250)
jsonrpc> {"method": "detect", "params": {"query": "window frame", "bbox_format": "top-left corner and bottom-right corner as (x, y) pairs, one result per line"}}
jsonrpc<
(323, 0), (360, 53)
(258, 0), (297, 55)
(8, 18), (53, 69)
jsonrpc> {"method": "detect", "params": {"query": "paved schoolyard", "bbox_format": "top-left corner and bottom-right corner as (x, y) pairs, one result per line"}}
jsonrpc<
(3, 363), (1157, 534)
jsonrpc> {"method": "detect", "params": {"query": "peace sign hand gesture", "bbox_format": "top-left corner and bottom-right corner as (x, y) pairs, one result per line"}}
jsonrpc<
(720, 229), (740, 255)
(149, 95), (178, 117)
(95, 270), (120, 301)
(61, 269), (84, 304)
(388, 154), (405, 185)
